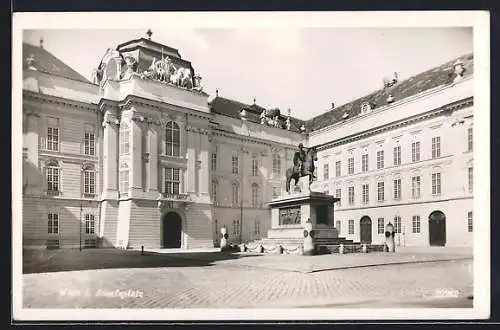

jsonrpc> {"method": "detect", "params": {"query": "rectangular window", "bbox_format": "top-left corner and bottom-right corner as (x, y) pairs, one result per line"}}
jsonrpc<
(348, 157), (354, 175)
(412, 176), (421, 199)
(119, 170), (129, 194)
(432, 137), (441, 159)
(272, 155), (281, 178)
(212, 182), (218, 204)
(432, 172), (441, 195)
(335, 188), (341, 206)
(468, 211), (473, 232)
(83, 170), (96, 195)
(393, 146), (401, 166)
(377, 181), (384, 201)
(393, 178), (401, 200)
(348, 220), (354, 235)
(211, 153), (217, 171)
(252, 158), (258, 176)
(232, 184), (239, 207)
(323, 163), (329, 180)
(468, 167), (473, 193)
(362, 154), (369, 172)
(48, 213), (59, 234)
(84, 131), (95, 156)
(394, 216), (402, 234)
(232, 156), (239, 174)
(335, 161), (341, 177)
(412, 141), (420, 162)
(120, 127), (129, 155)
(336, 220), (341, 233)
(46, 167), (60, 192)
(377, 150), (384, 169)
(378, 218), (385, 234)
(348, 186), (355, 205)
(85, 214), (95, 234)
(232, 220), (240, 236)
(468, 127), (473, 152)
(412, 215), (421, 233)
(47, 126), (60, 151)
(362, 184), (369, 204)
(165, 168), (180, 194)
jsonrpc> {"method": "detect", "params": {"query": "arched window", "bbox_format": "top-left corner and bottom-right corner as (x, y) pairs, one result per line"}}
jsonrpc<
(251, 183), (259, 208)
(82, 164), (96, 196)
(166, 121), (180, 157)
(232, 182), (239, 207)
(119, 122), (130, 155)
(272, 153), (281, 178)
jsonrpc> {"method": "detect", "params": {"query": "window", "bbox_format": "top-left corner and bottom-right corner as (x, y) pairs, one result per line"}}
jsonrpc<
(432, 172), (441, 195)
(393, 146), (401, 166)
(252, 158), (258, 176)
(272, 154), (281, 178)
(48, 213), (59, 234)
(84, 127), (95, 155)
(468, 211), (473, 232)
(272, 186), (280, 199)
(254, 218), (260, 235)
(468, 167), (473, 193)
(412, 215), (421, 233)
(411, 176), (421, 199)
(232, 220), (240, 236)
(46, 162), (60, 193)
(83, 167), (96, 195)
(468, 127), (473, 152)
(47, 117), (60, 151)
(85, 214), (95, 234)
(166, 121), (180, 157)
(348, 157), (354, 175)
(432, 137), (441, 159)
(232, 156), (239, 174)
(164, 167), (180, 194)
(119, 165), (129, 196)
(323, 163), (329, 180)
(377, 181), (385, 201)
(232, 183), (239, 207)
(412, 142), (420, 162)
(335, 161), (341, 177)
(362, 184), (369, 204)
(348, 220), (354, 235)
(335, 188), (341, 206)
(377, 150), (384, 169)
(212, 181), (218, 204)
(251, 183), (260, 208)
(362, 154), (369, 172)
(348, 186), (355, 205)
(211, 153), (217, 171)
(336, 220), (341, 233)
(378, 218), (385, 234)
(394, 216), (402, 233)
(119, 122), (130, 155)
(393, 178), (401, 200)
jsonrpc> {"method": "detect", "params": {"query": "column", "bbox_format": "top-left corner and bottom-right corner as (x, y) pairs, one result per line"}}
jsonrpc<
(198, 130), (209, 195)
(130, 114), (144, 195)
(186, 127), (196, 194)
(147, 125), (159, 193)
(102, 110), (118, 200)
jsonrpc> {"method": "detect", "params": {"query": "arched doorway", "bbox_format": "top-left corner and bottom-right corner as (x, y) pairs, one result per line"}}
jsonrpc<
(162, 212), (182, 248)
(429, 210), (446, 246)
(360, 216), (372, 244)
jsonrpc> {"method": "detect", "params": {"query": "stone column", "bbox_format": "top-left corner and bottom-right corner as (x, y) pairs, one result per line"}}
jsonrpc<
(101, 110), (119, 200)
(130, 112), (144, 197)
(147, 124), (159, 194)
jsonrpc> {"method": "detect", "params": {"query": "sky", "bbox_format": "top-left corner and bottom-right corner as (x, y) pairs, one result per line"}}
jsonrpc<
(23, 27), (472, 120)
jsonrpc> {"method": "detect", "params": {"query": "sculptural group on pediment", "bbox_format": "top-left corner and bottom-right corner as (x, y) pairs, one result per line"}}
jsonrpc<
(259, 109), (293, 131)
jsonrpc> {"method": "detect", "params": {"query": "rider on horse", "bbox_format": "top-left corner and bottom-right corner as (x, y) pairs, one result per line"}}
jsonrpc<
(293, 143), (307, 176)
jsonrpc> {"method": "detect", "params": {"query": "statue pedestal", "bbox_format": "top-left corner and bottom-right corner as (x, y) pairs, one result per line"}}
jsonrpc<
(267, 188), (340, 255)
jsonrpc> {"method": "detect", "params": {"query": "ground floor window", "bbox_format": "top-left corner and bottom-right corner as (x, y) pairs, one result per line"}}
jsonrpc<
(468, 211), (473, 232)
(394, 216), (402, 233)
(48, 213), (59, 234)
(85, 214), (95, 234)
(412, 215), (421, 233)
(232, 220), (240, 237)
(377, 218), (384, 234)
(348, 219), (354, 235)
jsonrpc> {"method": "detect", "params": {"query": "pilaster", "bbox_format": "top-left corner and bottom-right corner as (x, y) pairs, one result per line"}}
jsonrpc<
(101, 109), (119, 200)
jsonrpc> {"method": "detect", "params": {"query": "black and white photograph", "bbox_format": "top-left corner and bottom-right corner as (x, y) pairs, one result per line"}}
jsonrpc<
(12, 11), (490, 321)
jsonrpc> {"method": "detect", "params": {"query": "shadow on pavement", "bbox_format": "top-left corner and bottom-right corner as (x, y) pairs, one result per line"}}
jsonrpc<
(23, 248), (259, 274)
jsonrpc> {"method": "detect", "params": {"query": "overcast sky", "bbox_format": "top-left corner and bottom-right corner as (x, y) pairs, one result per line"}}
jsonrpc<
(23, 27), (472, 120)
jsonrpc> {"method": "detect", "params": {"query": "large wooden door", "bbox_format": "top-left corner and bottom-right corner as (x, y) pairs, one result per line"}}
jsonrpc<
(360, 216), (372, 244)
(162, 212), (182, 248)
(429, 211), (446, 246)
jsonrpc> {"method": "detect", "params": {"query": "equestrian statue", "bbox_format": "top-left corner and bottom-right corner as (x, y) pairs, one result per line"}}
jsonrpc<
(285, 143), (318, 193)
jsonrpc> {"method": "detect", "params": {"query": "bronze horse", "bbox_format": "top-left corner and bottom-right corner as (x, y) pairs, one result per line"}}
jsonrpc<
(285, 147), (318, 193)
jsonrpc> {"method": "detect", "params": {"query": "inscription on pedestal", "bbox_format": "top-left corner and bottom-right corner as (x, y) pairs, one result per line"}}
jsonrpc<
(279, 206), (301, 225)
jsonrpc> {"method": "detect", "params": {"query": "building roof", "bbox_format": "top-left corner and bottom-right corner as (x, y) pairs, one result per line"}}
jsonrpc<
(23, 42), (91, 83)
(306, 53), (474, 132)
(209, 96), (306, 133)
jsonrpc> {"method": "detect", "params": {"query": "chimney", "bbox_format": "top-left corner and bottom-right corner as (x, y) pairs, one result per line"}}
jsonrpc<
(39, 37), (44, 49)
(216, 89), (219, 97)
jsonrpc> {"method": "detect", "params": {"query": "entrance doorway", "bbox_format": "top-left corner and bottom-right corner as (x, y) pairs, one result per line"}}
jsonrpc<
(429, 210), (446, 246)
(360, 216), (372, 244)
(162, 212), (182, 248)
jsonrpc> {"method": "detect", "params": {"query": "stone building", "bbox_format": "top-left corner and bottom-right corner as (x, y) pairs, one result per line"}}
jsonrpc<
(21, 34), (473, 249)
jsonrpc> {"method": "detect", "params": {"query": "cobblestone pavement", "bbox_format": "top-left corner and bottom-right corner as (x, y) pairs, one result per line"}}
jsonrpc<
(22, 250), (473, 309)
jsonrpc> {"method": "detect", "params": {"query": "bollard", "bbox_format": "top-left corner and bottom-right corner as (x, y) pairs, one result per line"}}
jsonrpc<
(302, 219), (315, 256)
(339, 243), (344, 254)
(385, 222), (396, 252)
(220, 227), (228, 252)
(141, 245), (144, 255)
(362, 244), (368, 253)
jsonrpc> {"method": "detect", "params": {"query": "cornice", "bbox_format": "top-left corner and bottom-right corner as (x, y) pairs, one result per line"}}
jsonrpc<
(23, 90), (98, 113)
(316, 97), (473, 152)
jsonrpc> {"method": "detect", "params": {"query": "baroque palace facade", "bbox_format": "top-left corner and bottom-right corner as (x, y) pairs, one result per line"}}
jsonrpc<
(21, 34), (474, 249)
